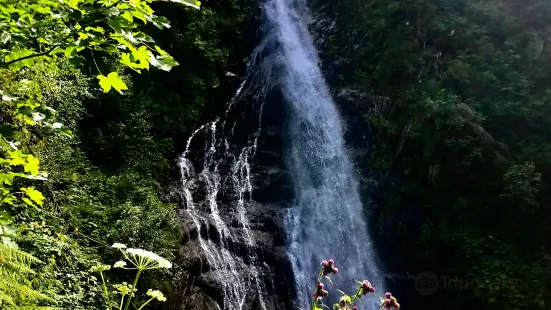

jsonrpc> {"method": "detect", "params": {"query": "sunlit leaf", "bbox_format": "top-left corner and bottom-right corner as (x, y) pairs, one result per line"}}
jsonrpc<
(154, 54), (179, 71)
(24, 155), (40, 176)
(0, 31), (10, 45)
(65, 45), (85, 58)
(151, 16), (171, 29)
(97, 72), (128, 94)
(21, 197), (36, 207)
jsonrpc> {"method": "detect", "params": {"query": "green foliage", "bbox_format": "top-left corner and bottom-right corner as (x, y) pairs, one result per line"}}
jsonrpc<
(0, 244), (51, 307)
(0, 0), (198, 92)
(0, 0), (210, 307)
(0, 0), (257, 307)
(315, 0), (551, 309)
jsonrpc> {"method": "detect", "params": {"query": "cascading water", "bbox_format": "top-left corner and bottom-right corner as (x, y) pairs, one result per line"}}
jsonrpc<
(264, 0), (386, 309)
(178, 0), (385, 308)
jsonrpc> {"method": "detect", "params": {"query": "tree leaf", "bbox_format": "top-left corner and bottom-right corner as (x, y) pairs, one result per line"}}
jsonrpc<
(154, 54), (179, 71)
(154, 45), (167, 55)
(65, 45), (85, 58)
(24, 155), (40, 176)
(151, 16), (171, 29)
(0, 31), (10, 45)
(21, 187), (45, 206)
(21, 197), (36, 207)
(97, 74), (111, 92)
(97, 72), (128, 94)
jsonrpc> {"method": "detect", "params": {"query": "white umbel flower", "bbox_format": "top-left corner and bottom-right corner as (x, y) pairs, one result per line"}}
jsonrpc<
(125, 248), (172, 269)
(113, 260), (127, 268)
(146, 289), (167, 302)
(111, 243), (127, 249)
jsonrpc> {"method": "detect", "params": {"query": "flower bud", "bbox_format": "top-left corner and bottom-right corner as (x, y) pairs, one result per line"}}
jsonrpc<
(332, 267), (339, 274)
(328, 259), (334, 265)
(352, 307), (358, 310)
(321, 260), (328, 267)
(385, 292), (392, 298)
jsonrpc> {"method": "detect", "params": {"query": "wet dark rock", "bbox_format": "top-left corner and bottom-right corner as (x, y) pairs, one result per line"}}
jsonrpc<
(174, 92), (296, 310)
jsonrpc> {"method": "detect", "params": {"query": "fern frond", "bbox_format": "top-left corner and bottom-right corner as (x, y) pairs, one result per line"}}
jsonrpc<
(0, 244), (42, 265)
(0, 244), (52, 307)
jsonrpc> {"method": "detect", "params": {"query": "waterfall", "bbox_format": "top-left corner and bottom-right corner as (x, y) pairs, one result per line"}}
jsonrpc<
(178, 0), (384, 308)
(266, 0), (386, 308)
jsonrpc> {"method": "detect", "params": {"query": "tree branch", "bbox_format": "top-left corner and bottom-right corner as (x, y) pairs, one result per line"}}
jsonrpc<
(3, 45), (59, 66)
(2, 31), (74, 66)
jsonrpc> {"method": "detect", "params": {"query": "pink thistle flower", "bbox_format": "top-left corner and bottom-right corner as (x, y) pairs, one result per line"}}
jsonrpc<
(315, 282), (324, 289)
(352, 307), (358, 310)
(332, 267), (338, 274)
(321, 260), (328, 267)
(369, 287), (376, 293)
(328, 259), (334, 265)
(385, 292), (392, 298)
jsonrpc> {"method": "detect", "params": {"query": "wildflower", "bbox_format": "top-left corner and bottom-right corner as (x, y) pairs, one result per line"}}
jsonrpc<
(339, 296), (350, 307)
(89, 264), (111, 273)
(146, 289), (167, 302)
(361, 280), (376, 294)
(314, 281), (328, 298)
(352, 307), (358, 310)
(380, 294), (400, 310)
(322, 259), (338, 276)
(125, 248), (172, 269)
(156, 256), (172, 269)
(113, 260), (127, 268)
(113, 282), (136, 296)
(111, 243), (127, 249)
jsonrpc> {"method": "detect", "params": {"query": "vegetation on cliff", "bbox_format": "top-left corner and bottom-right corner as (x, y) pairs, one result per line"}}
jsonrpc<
(314, 0), (551, 309)
(0, 0), (255, 308)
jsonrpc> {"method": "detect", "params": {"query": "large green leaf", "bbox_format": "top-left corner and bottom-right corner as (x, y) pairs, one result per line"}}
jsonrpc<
(97, 72), (128, 94)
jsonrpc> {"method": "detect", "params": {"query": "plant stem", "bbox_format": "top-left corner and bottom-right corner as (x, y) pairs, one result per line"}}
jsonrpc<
(100, 271), (113, 310)
(119, 295), (125, 310)
(137, 298), (154, 310)
(350, 287), (362, 305)
(124, 269), (142, 310)
(88, 48), (102, 75)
